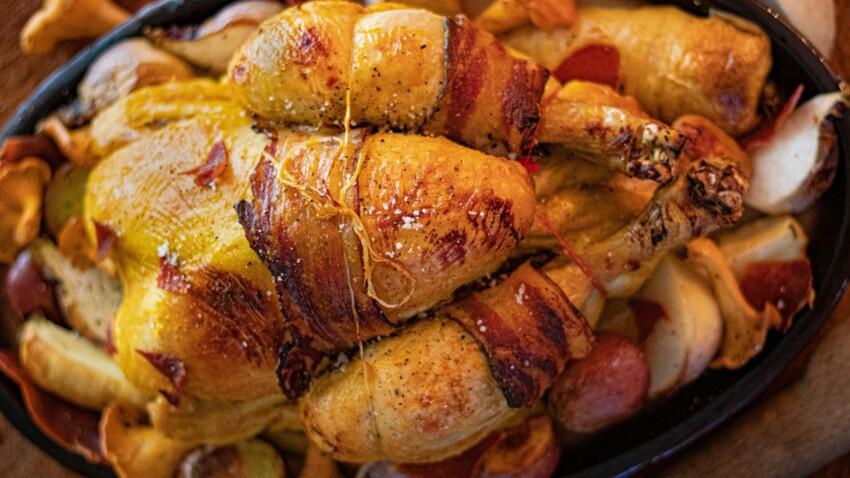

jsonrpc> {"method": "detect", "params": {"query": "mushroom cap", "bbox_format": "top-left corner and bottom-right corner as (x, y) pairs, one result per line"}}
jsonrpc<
(0, 157), (52, 263)
(20, 0), (130, 54)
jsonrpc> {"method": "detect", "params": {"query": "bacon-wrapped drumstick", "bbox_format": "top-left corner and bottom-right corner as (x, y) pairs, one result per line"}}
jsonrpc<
(228, 1), (548, 154)
(301, 262), (592, 463)
(236, 128), (536, 398)
(502, 6), (773, 136)
(227, 1), (686, 183)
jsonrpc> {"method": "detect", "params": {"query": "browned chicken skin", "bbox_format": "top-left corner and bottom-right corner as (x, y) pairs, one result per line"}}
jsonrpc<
(236, 128), (536, 398)
(502, 6), (773, 136)
(227, 2), (688, 183)
(228, 1), (548, 154)
(72, 0), (772, 467)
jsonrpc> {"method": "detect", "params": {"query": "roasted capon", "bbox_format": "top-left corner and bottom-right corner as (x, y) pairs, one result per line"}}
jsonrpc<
(0, 0), (834, 477)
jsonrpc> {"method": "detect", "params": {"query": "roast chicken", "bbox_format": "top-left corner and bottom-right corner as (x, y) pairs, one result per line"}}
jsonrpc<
(8, 0), (777, 470)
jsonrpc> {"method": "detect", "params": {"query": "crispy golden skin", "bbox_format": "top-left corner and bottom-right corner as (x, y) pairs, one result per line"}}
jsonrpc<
(228, 1), (548, 153)
(85, 80), (536, 406)
(502, 6), (772, 136)
(301, 264), (592, 463)
(237, 129), (536, 397)
(85, 83), (287, 402)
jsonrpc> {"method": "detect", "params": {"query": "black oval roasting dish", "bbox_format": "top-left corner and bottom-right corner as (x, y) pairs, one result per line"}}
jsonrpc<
(1, 0), (848, 476)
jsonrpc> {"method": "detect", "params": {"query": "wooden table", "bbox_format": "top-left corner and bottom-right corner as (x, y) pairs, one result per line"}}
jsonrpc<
(1, 1), (850, 477)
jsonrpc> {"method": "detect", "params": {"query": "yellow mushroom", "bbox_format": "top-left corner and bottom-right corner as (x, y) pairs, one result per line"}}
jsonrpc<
(21, 0), (130, 54)
(686, 237), (781, 370)
(100, 402), (197, 478)
(38, 117), (98, 168)
(474, 0), (577, 34)
(0, 158), (52, 264)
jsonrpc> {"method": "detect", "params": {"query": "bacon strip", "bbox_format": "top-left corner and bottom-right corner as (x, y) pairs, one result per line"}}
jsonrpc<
(0, 350), (103, 463)
(444, 263), (593, 407)
(425, 17), (549, 153)
(235, 136), (393, 399)
(92, 220), (116, 261)
(181, 140), (230, 187)
(157, 255), (188, 293)
(136, 350), (186, 406)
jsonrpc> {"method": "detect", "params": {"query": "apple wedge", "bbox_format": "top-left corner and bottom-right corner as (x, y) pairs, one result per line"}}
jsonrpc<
(715, 215), (808, 280)
(746, 91), (848, 214)
(19, 318), (147, 410)
(29, 239), (122, 343)
(715, 215), (814, 330)
(635, 255), (723, 396)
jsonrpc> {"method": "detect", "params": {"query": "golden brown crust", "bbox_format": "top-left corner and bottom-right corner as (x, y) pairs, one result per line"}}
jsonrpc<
(444, 263), (593, 407)
(502, 6), (772, 136)
(301, 264), (592, 463)
(235, 129), (536, 398)
(85, 97), (287, 402)
(228, 1), (548, 153)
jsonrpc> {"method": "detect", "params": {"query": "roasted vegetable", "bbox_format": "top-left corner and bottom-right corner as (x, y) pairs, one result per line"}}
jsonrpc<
(475, 0), (577, 34)
(19, 318), (147, 410)
(29, 239), (121, 343)
(746, 92), (848, 214)
(548, 332), (649, 433)
(686, 238), (776, 370)
(359, 415), (560, 478)
(73, 39), (194, 124)
(21, 0), (130, 54)
(0, 158), (52, 263)
(42, 163), (90, 237)
(148, 394), (297, 444)
(5, 251), (62, 325)
(100, 402), (197, 478)
(633, 255), (722, 394)
(177, 440), (286, 478)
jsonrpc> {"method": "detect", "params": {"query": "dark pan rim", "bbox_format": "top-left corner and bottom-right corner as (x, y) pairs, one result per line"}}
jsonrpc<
(1, 1), (848, 477)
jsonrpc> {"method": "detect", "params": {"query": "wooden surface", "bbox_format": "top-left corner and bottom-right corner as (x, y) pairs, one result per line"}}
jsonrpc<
(1, 1), (850, 477)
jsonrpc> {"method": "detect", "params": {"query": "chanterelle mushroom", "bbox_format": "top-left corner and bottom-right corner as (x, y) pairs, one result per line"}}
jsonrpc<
(686, 237), (780, 370)
(0, 158), (52, 263)
(21, 0), (130, 54)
